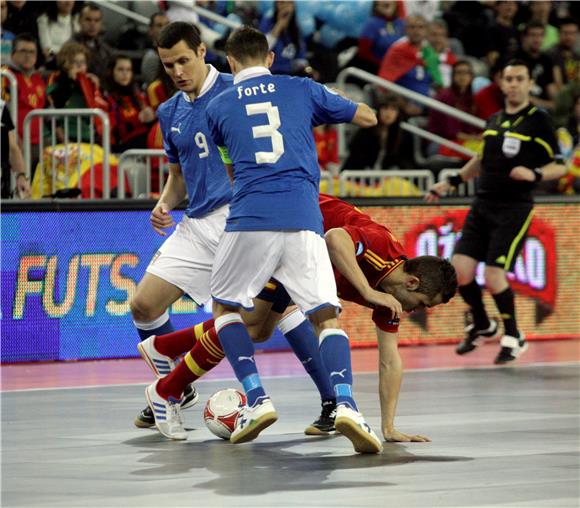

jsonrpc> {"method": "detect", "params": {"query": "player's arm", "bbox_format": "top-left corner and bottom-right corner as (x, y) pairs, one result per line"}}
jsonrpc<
(377, 327), (430, 443)
(150, 162), (186, 236)
(325, 228), (402, 318)
(351, 103), (378, 128)
(425, 155), (482, 203)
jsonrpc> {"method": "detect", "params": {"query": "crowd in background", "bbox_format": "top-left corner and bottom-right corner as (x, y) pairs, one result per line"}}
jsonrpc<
(1, 0), (579, 199)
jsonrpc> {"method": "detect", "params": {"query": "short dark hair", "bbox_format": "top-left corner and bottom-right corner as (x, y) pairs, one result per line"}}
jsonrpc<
(149, 12), (167, 27)
(12, 33), (37, 53)
(502, 58), (531, 77)
(158, 22), (202, 52)
(225, 26), (269, 64)
(558, 17), (578, 29)
(522, 20), (545, 36)
(81, 2), (101, 16)
(404, 256), (457, 304)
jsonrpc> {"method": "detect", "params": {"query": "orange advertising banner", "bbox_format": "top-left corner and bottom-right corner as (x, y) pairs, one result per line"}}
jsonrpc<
(341, 203), (580, 346)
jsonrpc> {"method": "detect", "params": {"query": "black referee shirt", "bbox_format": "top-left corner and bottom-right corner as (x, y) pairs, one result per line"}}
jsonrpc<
(478, 104), (563, 203)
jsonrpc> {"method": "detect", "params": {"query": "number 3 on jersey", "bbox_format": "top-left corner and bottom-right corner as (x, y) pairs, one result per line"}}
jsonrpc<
(245, 101), (285, 164)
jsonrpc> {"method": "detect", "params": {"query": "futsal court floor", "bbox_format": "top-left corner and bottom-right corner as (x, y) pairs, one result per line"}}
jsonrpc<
(2, 340), (579, 508)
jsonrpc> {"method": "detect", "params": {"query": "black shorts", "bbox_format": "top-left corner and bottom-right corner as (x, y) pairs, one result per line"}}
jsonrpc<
(454, 198), (534, 272)
(255, 278), (292, 314)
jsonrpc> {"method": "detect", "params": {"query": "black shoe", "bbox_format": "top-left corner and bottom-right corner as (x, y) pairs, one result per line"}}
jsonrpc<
(134, 405), (155, 428)
(494, 333), (528, 364)
(456, 319), (500, 355)
(181, 383), (199, 410)
(305, 399), (336, 435)
(134, 384), (198, 429)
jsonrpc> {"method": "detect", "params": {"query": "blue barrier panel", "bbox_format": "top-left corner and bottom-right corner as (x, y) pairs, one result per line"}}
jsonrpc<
(1, 210), (287, 362)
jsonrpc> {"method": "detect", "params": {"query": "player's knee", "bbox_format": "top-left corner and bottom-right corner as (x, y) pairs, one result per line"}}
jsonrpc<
(484, 266), (507, 292)
(129, 296), (160, 322)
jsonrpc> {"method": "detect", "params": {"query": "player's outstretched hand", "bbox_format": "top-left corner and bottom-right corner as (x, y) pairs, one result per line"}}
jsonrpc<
(150, 203), (175, 236)
(424, 181), (450, 203)
(383, 428), (431, 443)
(363, 290), (402, 319)
(509, 165), (535, 181)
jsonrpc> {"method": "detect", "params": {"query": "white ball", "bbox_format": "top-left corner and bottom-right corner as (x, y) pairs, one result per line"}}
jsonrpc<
(203, 389), (247, 440)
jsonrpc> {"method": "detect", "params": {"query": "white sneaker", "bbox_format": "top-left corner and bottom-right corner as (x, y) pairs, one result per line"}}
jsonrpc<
(230, 398), (278, 444)
(138, 335), (176, 377)
(144, 380), (187, 441)
(335, 405), (383, 454)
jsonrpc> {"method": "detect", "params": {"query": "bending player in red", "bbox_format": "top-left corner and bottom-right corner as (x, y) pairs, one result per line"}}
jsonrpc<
(138, 194), (457, 441)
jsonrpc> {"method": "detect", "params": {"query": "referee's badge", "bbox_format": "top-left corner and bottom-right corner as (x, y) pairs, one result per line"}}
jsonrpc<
(502, 136), (521, 158)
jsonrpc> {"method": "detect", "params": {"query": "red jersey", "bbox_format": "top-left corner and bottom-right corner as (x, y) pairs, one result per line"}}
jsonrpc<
(2, 67), (46, 143)
(320, 194), (406, 333)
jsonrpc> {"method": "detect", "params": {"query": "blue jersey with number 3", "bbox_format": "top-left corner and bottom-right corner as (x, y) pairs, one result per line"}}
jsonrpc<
(206, 68), (357, 234)
(157, 66), (233, 218)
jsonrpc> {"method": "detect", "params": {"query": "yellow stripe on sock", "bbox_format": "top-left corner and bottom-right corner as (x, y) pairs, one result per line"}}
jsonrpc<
(504, 209), (535, 270)
(193, 323), (205, 340)
(199, 332), (225, 360)
(184, 352), (207, 377)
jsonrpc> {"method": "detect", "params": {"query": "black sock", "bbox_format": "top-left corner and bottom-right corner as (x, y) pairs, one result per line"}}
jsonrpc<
(458, 280), (490, 330)
(492, 287), (518, 337)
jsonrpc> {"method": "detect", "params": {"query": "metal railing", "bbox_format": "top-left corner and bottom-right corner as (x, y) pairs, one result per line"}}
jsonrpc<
(335, 67), (486, 158)
(23, 109), (111, 198)
(117, 149), (169, 199)
(339, 169), (435, 197)
(438, 168), (476, 196)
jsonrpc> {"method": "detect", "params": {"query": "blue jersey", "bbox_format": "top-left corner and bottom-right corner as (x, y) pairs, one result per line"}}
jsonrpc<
(206, 67), (357, 235)
(157, 65), (233, 218)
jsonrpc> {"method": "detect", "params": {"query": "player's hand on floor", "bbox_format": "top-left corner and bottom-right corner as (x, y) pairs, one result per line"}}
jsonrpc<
(150, 203), (175, 236)
(383, 428), (431, 443)
(424, 182), (450, 203)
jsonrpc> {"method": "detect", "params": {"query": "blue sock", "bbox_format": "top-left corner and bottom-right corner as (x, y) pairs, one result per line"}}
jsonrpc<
(279, 310), (334, 402)
(134, 310), (174, 341)
(319, 329), (357, 411)
(215, 313), (266, 407)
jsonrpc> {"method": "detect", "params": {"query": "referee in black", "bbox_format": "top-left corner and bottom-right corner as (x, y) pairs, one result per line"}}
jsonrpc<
(426, 59), (566, 364)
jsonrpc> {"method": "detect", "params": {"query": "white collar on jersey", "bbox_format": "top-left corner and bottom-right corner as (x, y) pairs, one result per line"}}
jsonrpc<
(233, 66), (271, 85)
(182, 64), (219, 102)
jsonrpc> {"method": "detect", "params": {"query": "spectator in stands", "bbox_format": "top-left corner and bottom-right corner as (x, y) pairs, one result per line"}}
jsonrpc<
(486, 1), (520, 68)
(511, 21), (558, 111)
(427, 18), (458, 88)
(70, 2), (113, 81)
(526, 0), (558, 51)
(1, 0), (16, 61)
(259, 0), (311, 76)
(474, 60), (504, 120)
(3, 1), (40, 39)
(379, 14), (441, 116)
(2, 33), (46, 173)
(355, 1), (406, 75)
(549, 18), (579, 87)
(341, 94), (415, 171)
(553, 66), (580, 129)
(37, 1), (81, 69)
(140, 12), (169, 86)
(443, 1), (493, 60)
(1, 100), (30, 198)
(47, 41), (107, 143)
(105, 55), (155, 153)
(428, 60), (481, 160)
(313, 124), (338, 172)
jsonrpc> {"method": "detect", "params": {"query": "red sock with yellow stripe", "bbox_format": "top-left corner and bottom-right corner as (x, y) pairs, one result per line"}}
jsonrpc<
(153, 319), (215, 359)
(156, 327), (224, 400)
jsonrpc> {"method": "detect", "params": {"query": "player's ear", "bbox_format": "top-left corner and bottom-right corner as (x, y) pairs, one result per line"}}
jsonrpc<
(405, 275), (420, 291)
(226, 55), (237, 74)
(265, 51), (275, 69)
(197, 43), (207, 59)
